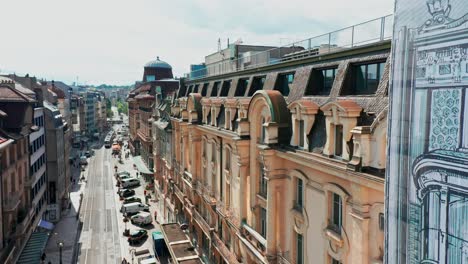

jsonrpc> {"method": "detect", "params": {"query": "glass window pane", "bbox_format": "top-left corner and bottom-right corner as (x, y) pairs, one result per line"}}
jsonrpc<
(366, 63), (379, 94)
(354, 65), (367, 94)
(297, 233), (303, 264)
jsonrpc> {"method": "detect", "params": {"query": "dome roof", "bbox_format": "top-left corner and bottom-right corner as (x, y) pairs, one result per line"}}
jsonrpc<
(144, 56), (172, 69)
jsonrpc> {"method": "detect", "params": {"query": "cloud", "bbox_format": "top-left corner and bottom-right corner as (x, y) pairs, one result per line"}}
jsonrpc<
(0, 0), (393, 85)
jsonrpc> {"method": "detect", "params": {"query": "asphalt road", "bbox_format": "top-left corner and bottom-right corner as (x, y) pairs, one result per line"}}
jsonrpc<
(78, 143), (122, 264)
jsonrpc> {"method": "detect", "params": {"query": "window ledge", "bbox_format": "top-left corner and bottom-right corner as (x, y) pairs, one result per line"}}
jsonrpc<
(324, 227), (343, 247)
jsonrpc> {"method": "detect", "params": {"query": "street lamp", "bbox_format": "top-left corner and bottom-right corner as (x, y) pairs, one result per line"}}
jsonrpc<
(129, 248), (136, 264)
(57, 241), (64, 264)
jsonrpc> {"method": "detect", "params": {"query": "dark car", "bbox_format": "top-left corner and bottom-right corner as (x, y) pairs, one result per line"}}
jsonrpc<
(123, 197), (141, 204)
(119, 189), (135, 198)
(127, 229), (148, 245)
(84, 151), (91, 158)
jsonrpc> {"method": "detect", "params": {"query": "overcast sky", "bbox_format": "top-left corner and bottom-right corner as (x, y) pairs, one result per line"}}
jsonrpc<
(0, 0), (394, 85)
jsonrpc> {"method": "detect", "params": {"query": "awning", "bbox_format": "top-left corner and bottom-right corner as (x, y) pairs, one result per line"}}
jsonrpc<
(133, 156), (152, 174)
(38, 219), (54, 230)
(17, 232), (49, 264)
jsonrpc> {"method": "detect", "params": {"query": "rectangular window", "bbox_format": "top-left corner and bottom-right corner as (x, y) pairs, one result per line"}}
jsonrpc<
(211, 82), (221, 97)
(379, 213), (385, 231)
(212, 143), (216, 163)
(248, 76), (266, 96)
(275, 73), (295, 96)
(307, 68), (337, 95)
(225, 149), (231, 171)
(348, 61), (385, 95)
(235, 79), (249, 97)
(299, 120), (305, 148)
(297, 178), (303, 208)
(260, 118), (267, 144)
(297, 233), (303, 264)
(259, 164), (267, 198)
(220, 80), (231, 96)
(334, 125), (343, 157)
(332, 193), (342, 234)
(260, 207), (267, 238)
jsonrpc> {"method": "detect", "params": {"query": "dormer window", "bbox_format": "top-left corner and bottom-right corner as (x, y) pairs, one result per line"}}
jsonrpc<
(275, 73), (295, 96)
(248, 76), (266, 96)
(211, 82), (220, 97)
(334, 125), (343, 157)
(298, 120), (305, 148)
(201, 83), (209, 96)
(220, 80), (231, 97)
(343, 61), (385, 95)
(306, 67), (337, 96)
(235, 79), (249, 97)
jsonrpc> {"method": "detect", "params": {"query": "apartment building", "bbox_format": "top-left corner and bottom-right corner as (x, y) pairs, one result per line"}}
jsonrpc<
(0, 78), (36, 263)
(158, 16), (391, 264)
(128, 57), (178, 170)
(44, 100), (68, 222)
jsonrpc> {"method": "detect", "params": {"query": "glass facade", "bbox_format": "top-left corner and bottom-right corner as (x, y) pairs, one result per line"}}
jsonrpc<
(386, 1), (468, 263)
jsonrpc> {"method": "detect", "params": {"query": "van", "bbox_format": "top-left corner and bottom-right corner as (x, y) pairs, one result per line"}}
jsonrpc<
(120, 202), (149, 215)
(130, 212), (152, 226)
(121, 178), (140, 188)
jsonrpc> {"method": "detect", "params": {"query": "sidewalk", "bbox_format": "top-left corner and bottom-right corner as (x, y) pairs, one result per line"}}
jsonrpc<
(43, 163), (85, 264)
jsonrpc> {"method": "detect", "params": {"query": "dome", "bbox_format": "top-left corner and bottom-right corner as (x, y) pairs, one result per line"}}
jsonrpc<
(144, 56), (172, 69)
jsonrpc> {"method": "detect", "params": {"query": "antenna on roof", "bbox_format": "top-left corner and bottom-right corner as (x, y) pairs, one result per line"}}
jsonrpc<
(217, 38), (221, 52)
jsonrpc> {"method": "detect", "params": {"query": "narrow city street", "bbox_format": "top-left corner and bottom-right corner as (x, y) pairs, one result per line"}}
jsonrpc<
(78, 143), (121, 264)
(75, 116), (164, 264)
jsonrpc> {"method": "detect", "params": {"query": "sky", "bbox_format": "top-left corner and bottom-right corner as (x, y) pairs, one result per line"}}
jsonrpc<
(0, 0), (394, 85)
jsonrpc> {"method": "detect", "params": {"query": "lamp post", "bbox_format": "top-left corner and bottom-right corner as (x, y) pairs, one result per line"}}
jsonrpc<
(57, 241), (64, 264)
(129, 248), (136, 264)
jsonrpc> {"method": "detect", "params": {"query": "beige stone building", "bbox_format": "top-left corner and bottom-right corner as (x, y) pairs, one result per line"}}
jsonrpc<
(156, 37), (390, 263)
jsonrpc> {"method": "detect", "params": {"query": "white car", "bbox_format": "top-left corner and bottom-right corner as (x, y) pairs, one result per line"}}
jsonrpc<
(120, 202), (149, 215)
(130, 212), (152, 226)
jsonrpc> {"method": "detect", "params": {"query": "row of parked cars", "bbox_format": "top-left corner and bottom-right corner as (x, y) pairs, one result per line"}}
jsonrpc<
(116, 171), (152, 245)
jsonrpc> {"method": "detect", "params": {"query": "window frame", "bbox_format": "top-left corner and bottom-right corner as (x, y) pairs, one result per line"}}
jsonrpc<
(350, 61), (386, 95)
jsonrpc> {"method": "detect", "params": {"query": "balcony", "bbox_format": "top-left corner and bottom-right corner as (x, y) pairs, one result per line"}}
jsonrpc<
(174, 183), (185, 202)
(193, 207), (214, 236)
(213, 232), (241, 264)
(202, 184), (217, 206)
(194, 180), (203, 195)
(137, 130), (151, 142)
(238, 222), (267, 258)
(216, 202), (241, 228)
(277, 251), (292, 264)
(3, 193), (21, 212)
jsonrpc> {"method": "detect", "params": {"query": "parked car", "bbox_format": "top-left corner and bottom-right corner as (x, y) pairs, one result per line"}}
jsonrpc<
(117, 171), (131, 177)
(120, 202), (149, 215)
(130, 212), (152, 226)
(128, 229), (148, 244)
(123, 197), (142, 204)
(119, 189), (135, 198)
(121, 178), (140, 188)
(118, 175), (134, 182)
(85, 151), (91, 157)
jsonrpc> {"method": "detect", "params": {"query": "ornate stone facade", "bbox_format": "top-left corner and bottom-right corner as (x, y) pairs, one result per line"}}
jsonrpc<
(158, 41), (390, 264)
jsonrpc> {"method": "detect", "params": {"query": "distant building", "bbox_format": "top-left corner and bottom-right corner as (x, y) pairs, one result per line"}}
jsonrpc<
(204, 44), (304, 77)
(164, 19), (390, 263)
(190, 63), (207, 79)
(0, 78), (36, 263)
(43, 101), (67, 222)
(128, 56), (179, 173)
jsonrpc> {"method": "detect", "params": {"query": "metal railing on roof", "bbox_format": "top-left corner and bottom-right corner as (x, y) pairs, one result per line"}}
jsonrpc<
(185, 14), (393, 81)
